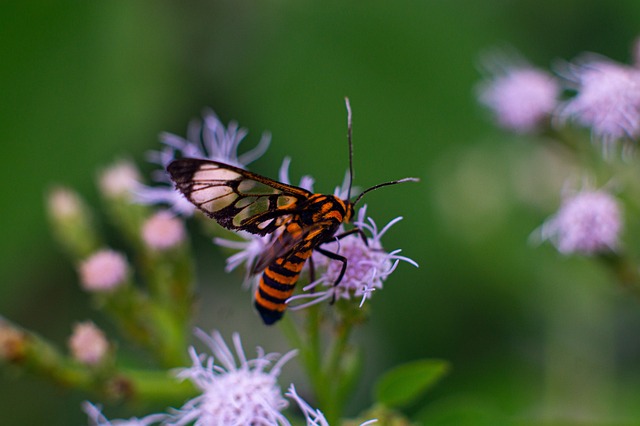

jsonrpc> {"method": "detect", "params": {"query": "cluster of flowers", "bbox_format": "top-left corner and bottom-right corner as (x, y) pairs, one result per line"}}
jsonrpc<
(476, 40), (640, 255)
(45, 107), (416, 424)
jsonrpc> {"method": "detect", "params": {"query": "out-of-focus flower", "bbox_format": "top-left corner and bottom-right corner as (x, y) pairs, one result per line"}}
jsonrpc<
(540, 186), (622, 255)
(0, 318), (25, 362)
(478, 52), (560, 133)
(99, 161), (143, 199)
(289, 206), (418, 310)
(141, 211), (186, 251)
(83, 402), (166, 426)
(167, 329), (296, 426)
(68, 322), (109, 366)
(135, 109), (271, 216)
(48, 186), (83, 219)
(46, 185), (100, 258)
(78, 250), (129, 292)
(557, 54), (640, 146)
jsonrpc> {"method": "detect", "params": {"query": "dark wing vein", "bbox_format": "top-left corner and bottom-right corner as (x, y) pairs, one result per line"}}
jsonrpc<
(167, 158), (312, 235)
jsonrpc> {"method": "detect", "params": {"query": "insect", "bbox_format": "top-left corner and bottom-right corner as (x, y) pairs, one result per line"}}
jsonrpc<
(167, 99), (417, 324)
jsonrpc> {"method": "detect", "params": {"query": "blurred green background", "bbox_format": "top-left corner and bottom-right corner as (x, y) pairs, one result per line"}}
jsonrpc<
(3, 1), (640, 424)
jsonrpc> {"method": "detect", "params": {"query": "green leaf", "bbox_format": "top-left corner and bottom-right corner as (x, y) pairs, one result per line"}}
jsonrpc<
(374, 359), (450, 408)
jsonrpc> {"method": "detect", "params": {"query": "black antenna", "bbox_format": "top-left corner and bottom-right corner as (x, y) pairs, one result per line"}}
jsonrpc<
(353, 177), (420, 207)
(343, 97), (419, 206)
(345, 97), (354, 201)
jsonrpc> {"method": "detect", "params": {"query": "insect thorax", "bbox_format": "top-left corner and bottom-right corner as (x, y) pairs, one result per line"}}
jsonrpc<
(299, 193), (351, 229)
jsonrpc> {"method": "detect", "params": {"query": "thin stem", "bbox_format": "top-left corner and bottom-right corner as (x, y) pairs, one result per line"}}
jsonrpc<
(320, 319), (353, 424)
(280, 304), (363, 424)
(119, 368), (197, 403)
(600, 253), (640, 302)
(101, 286), (188, 368)
(304, 304), (324, 396)
(0, 318), (196, 404)
(279, 308), (323, 401)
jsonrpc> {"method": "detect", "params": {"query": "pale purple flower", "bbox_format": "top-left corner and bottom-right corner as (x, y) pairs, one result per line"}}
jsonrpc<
(540, 187), (622, 255)
(136, 109), (271, 215)
(78, 250), (129, 292)
(141, 210), (187, 250)
(167, 329), (296, 426)
(288, 205), (418, 310)
(557, 54), (640, 146)
(285, 385), (329, 426)
(83, 402), (166, 426)
(478, 52), (560, 133)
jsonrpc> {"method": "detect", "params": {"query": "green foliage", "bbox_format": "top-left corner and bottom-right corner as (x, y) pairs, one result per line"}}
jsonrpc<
(415, 396), (512, 426)
(374, 359), (449, 409)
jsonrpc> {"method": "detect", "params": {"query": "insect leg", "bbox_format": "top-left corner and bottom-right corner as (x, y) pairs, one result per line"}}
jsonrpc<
(315, 247), (348, 304)
(331, 228), (386, 254)
(333, 227), (368, 245)
(308, 255), (316, 290)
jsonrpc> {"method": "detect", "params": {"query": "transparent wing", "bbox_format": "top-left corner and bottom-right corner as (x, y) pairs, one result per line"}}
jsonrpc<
(167, 158), (312, 235)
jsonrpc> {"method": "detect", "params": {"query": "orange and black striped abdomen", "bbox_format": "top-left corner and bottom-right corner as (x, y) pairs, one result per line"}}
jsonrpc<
(254, 246), (312, 324)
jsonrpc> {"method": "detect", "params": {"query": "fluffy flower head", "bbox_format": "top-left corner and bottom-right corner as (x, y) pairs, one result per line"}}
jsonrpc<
(78, 250), (129, 292)
(540, 187), (622, 255)
(558, 55), (640, 146)
(99, 161), (142, 199)
(478, 53), (559, 133)
(168, 329), (296, 426)
(141, 211), (186, 250)
(68, 322), (109, 366)
(48, 186), (83, 219)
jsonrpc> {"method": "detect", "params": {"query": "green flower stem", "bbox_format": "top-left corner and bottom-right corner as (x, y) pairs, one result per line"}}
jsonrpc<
(1, 318), (196, 404)
(104, 196), (151, 253)
(141, 247), (195, 326)
(279, 305), (361, 425)
(600, 252), (640, 301)
(116, 368), (197, 404)
(279, 305), (323, 395)
(100, 286), (188, 368)
(305, 303), (323, 389)
(319, 318), (354, 425)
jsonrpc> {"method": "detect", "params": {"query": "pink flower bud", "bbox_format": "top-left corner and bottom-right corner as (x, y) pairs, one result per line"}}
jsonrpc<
(78, 250), (128, 292)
